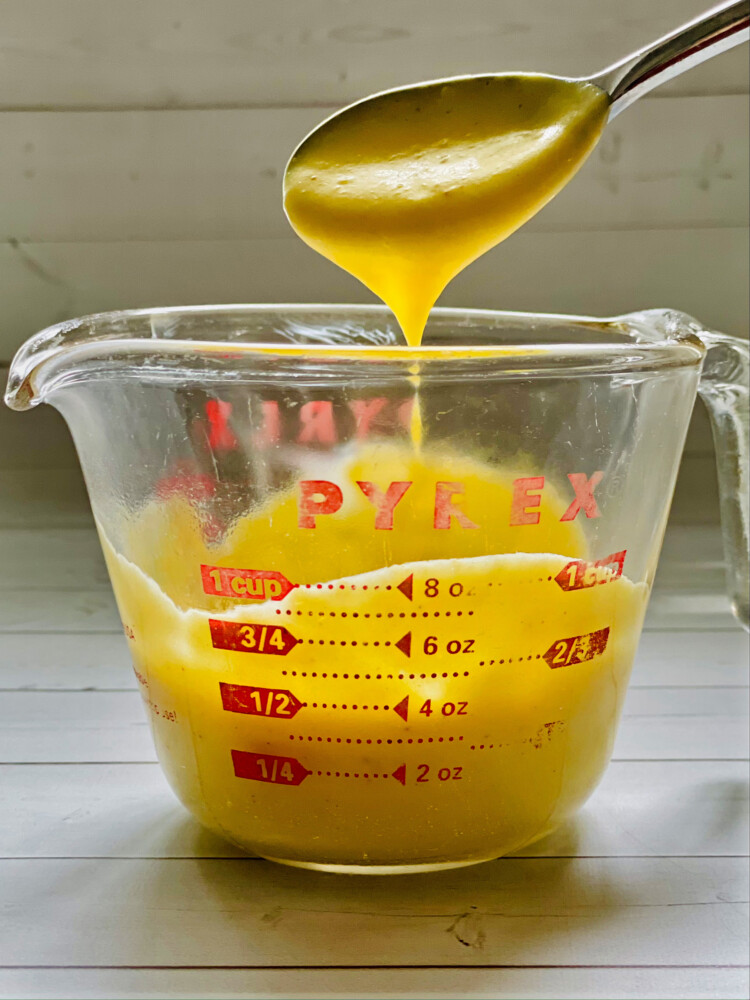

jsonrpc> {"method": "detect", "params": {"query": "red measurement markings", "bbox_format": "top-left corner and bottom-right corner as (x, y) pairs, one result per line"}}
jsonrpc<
(203, 566), (416, 602)
(209, 620), (298, 656)
(389, 764), (464, 785)
(202, 565), (294, 601)
(542, 627), (610, 669)
(220, 683), (304, 719)
(232, 750), (408, 785)
(554, 550), (626, 592)
(281, 669), (471, 681)
(231, 750), (311, 785)
(289, 734), (464, 746)
(469, 720), (564, 751)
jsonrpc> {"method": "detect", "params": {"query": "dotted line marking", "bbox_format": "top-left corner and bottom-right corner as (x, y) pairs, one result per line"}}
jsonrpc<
(290, 734), (465, 745)
(281, 670), (471, 681)
(315, 770), (391, 779)
(488, 576), (554, 586)
(479, 655), (542, 666)
(297, 583), (392, 592)
(275, 610), (474, 618)
(302, 639), (392, 648)
(469, 721), (564, 752)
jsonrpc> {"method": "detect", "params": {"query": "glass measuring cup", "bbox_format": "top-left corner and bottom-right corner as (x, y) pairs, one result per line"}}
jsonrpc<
(5, 305), (748, 873)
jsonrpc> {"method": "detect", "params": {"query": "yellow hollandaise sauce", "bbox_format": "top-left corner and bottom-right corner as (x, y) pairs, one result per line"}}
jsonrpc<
(104, 447), (647, 869)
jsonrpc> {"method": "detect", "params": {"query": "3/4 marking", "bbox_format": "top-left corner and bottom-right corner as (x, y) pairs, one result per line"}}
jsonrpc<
(209, 620), (299, 656)
(209, 620), (412, 658)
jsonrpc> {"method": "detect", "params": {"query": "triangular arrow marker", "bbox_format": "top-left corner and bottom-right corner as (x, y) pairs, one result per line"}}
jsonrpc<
(393, 696), (409, 722)
(397, 573), (413, 601)
(395, 632), (412, 658)
(392, 764), (406, 786)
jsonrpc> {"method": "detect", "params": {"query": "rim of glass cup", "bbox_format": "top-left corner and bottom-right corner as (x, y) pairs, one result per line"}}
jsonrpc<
(5, 303), (707, 410)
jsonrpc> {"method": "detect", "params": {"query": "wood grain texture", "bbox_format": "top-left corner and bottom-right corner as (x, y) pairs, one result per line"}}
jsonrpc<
(1, 856), (747, 966)
(0, 686), (745, 764)
(2, 623), (745, 692)
(1, 966), (748, 1000)
(0, 580), (740, 635)
(2, 97), (747, 243)
(0, 228), (747, 363)
(0, 0), (747, 110)
(1, 759), (746, 860)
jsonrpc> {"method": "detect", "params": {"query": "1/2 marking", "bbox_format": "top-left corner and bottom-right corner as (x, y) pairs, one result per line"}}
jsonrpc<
(220, 682), (304, 719)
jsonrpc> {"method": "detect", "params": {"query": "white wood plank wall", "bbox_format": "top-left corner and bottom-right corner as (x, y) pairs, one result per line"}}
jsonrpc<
(2, 2), (747, 525)
(0, 0), (747, 363)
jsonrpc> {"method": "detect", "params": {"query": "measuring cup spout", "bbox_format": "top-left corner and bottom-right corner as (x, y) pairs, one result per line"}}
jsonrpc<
(697, 331), (750, 629)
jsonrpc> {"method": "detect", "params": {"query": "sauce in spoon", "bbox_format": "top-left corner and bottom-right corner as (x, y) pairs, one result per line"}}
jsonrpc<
(284, 74), (610, 345)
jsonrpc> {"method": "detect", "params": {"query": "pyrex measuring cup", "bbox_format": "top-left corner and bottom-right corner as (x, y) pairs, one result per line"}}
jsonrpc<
(5, 305), (748, 873)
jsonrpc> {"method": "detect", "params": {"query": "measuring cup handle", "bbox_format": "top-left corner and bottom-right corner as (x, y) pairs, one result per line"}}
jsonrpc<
(697, 331), (750, 629)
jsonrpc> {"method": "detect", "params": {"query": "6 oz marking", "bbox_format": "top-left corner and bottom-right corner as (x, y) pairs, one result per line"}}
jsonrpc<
(423, 636), (475, 655)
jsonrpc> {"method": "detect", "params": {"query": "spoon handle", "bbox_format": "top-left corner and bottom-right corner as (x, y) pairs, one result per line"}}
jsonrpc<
(594, 0), (749, 119)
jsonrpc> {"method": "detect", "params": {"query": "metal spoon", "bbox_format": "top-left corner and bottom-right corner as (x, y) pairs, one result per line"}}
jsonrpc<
(286, 0), (748, 167)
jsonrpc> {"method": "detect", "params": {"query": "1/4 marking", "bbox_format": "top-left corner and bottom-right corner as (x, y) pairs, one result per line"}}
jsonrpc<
(231, 750), (311, 785)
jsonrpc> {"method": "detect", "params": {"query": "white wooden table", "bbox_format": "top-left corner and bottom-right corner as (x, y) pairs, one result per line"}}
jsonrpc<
(0, 476), (747, 1000)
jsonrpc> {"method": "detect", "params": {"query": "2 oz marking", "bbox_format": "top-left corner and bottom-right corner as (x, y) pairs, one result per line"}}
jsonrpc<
(416, 763), (463, 783)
